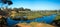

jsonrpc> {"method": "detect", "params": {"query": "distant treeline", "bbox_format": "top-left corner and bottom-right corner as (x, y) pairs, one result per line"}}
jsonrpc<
(0, 7), (31, 11)
(0, 7), (60, 12)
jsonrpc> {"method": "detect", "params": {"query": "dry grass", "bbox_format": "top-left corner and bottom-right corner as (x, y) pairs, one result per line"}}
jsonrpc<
(15, 22), (55, 27)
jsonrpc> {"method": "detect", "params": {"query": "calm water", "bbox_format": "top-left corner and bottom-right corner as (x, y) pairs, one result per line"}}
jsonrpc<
(32, 14), (57, 23)
(6, 14), (57, 26)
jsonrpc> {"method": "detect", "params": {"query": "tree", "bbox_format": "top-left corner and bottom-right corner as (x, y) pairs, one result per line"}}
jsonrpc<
(13, 8), (18, 13)
(25, 8), (31, 11)
(1, 0), (13, 5)
(18, 7), (25, 11)
(0, 0), (13, 10)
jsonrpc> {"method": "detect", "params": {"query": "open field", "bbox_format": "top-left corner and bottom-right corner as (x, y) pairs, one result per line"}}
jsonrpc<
(10, 11), (60, 20)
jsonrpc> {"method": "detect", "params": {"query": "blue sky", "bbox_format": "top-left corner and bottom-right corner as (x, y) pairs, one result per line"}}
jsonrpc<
(0, 0), (60, 10)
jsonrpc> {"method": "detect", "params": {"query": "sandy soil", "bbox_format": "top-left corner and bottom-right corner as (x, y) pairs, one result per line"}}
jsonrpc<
(15, 23), (55, 27)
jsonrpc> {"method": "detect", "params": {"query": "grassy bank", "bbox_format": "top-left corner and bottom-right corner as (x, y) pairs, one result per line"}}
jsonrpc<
(10, 11), (60, 20)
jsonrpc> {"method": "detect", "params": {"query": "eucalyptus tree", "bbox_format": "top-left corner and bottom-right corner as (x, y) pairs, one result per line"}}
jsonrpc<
(0, 0), (13, 9)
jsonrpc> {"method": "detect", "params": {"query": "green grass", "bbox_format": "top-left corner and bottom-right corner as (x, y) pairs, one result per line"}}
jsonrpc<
(55, 15), (60, 20)
(10, 11), (60, 20)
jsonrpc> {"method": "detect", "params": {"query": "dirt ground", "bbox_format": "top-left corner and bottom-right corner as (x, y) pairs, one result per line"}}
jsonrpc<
(15, 23), (55, 27)
(0, 25), (8, 27)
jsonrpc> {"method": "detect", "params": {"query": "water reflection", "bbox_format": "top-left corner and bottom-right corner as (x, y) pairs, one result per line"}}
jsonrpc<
(6, 14), (57, 26)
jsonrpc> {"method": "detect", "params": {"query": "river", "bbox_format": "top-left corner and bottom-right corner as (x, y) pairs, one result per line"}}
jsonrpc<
(6, 14), (57, 26)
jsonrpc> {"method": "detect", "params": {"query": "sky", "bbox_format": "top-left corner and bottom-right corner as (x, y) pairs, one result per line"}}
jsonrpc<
(0, 0), (60, 10)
